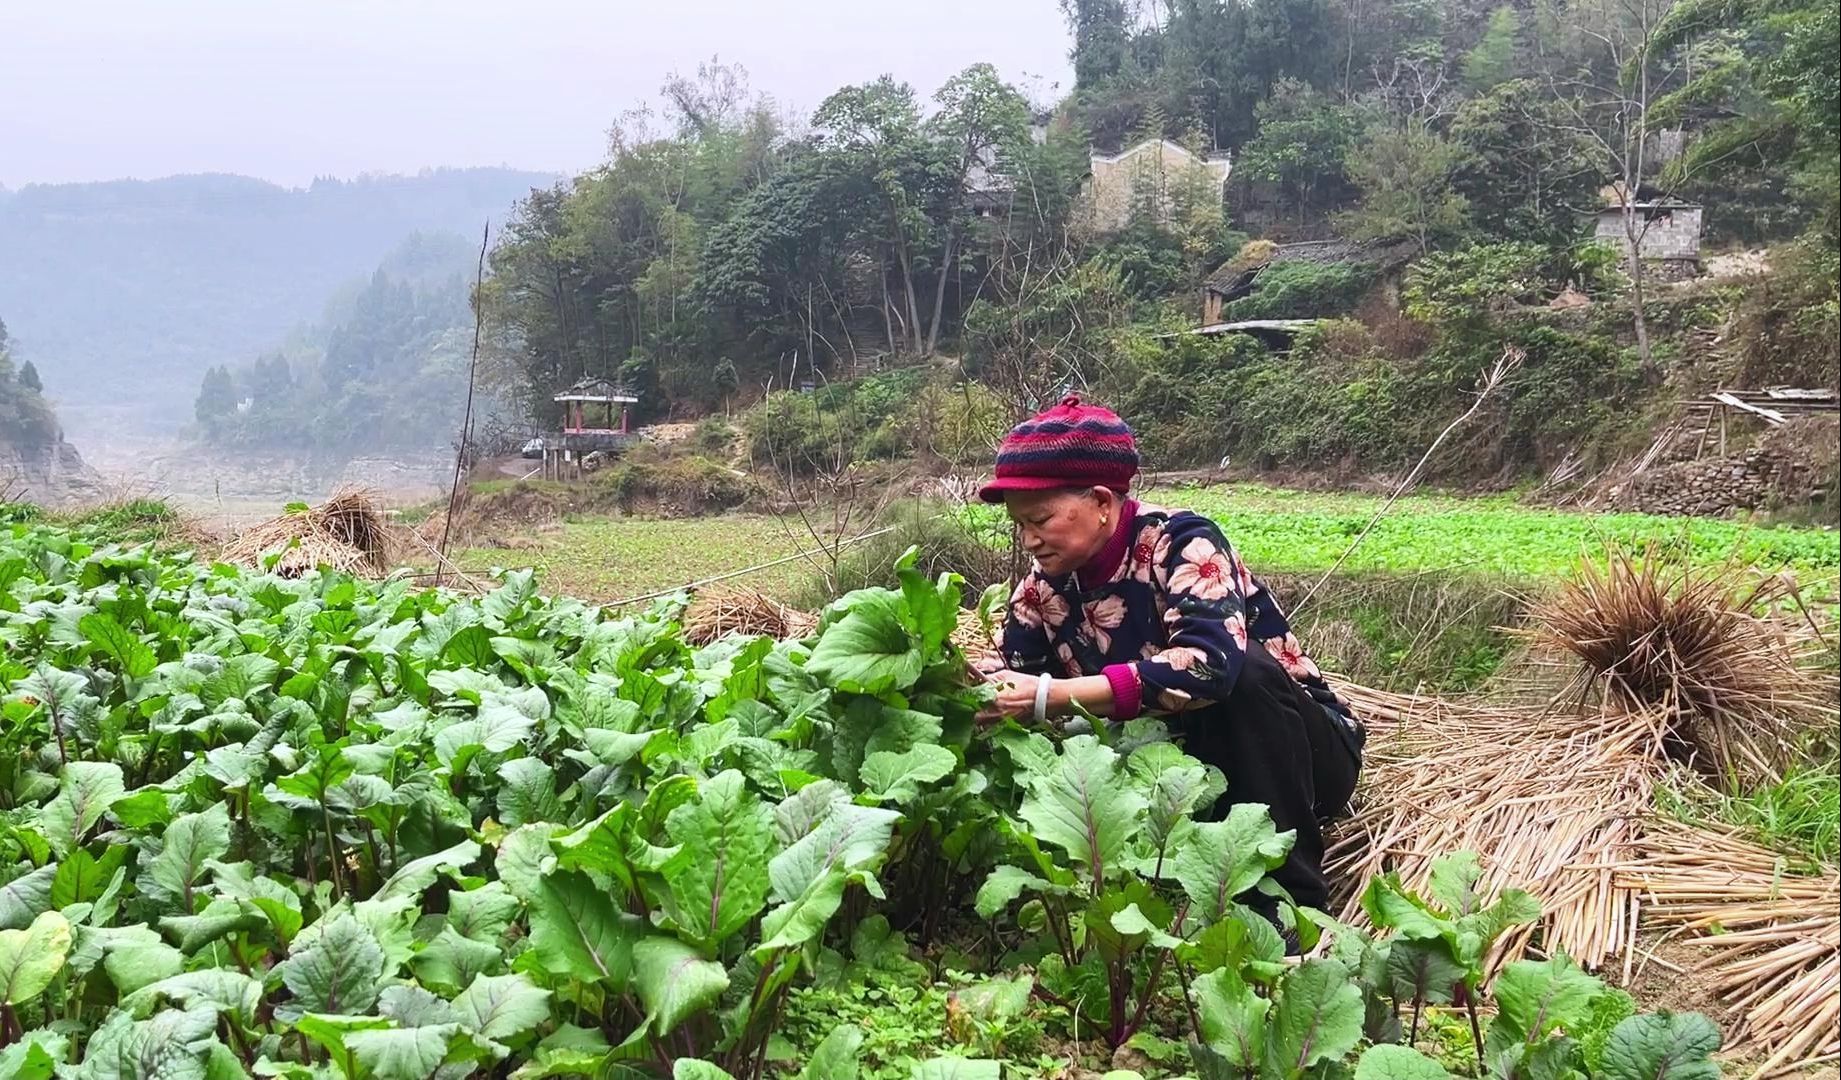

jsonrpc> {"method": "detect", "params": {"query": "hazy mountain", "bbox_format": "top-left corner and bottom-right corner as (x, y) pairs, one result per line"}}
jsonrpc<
(0, 167), (556, 439)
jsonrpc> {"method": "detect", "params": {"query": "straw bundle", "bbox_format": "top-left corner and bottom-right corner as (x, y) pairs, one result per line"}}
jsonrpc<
(1618, 822), (1839, 1076)
(221, 488), (396, 578)
(1326, 685), (1663, 972)
(953, 605), (1000, 658)
(680, 585), (817, 645)
(1528, 547), (1836, 784)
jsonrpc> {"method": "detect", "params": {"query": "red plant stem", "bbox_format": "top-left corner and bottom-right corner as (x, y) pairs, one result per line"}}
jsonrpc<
(1125, 901), (1189, 1041)
(1175, 961), (1204, 1041)
(1466, 996), (1486, 1073)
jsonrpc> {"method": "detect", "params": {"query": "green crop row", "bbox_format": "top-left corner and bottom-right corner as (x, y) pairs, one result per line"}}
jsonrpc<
(0, 522), (1726, 1080)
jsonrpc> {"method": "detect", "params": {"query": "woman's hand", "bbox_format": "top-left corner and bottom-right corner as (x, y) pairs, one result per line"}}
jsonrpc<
(975, 669), (1043, 726)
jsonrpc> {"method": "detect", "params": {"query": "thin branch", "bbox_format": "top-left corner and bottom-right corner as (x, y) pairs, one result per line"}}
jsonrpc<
(1294, 347), (1526, 617)
(437, 222), (491, 582)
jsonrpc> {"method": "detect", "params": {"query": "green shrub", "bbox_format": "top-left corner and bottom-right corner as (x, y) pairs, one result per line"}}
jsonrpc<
(694, 416), (738, 455)
(1108, 329), (1267, 467)
(1226, 259), (1380, 320)
(595, 454), (752, 514)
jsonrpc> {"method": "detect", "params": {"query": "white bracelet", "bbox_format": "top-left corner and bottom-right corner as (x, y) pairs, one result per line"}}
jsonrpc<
(1033, 673), (1053, 725)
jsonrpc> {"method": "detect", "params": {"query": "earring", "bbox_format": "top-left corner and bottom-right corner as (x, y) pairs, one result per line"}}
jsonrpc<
(1101, 516), (1109, 527)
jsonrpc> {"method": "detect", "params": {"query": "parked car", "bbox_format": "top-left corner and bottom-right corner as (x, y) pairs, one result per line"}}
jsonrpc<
(520, 437), (545, 459)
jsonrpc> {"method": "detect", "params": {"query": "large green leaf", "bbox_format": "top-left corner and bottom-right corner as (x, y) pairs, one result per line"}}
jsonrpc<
(270, 743), (355, 807)
(75, 1002), (221, 1080)
(1427, 851), (1485, 916)
(346, 1023), (475, 1080)
(138, 803), (232, 913)
(454, 973), (553, 1041)
(447, 881), (522, 942)
(767, 800), (900, 903)
(661, 770), (775, 948)
(296, 1011), (393, 1068)
(1490, 953), (1606, 1050)
(39, 761), (126, 857)
(0, 863), (56, 930)
(1142, 759), (1215, 854)
(800, 1025), (865, 1080)
(1192, 964), (1270, 1068)
(859, 744), (958, 805)
(102, 943), (184, 996)
(80, 612), (158, 679)
(632, 936), (728, 1036)
(277, 913), (387, 1017)
(827, 700), (943, 786)
(0, 911), (71, 1006)
(497, 758), (564, 829)
(1597, 1012), (1722, 1080)
(756, 868), (849, 954)
(122, 969), (263, 1023)
(806, 591), (923, 694)
(674, 1062), (739, 1080)
(0, 1030), (64, 1080)
(974, 865), (1054, 919)
(1386, 937), (1467, 1007)
(526, 870), (640, 986)
(411, 927), (503, 995)
(51, 846), (128, 912)
(1016, 735), (1145, 881)
(1456, 889), (1542, 967)
(375, 839), (481, 903)
(1356, 1044), (1455, 1080)
(1173, 802), (1295, 923)
(1261, 959), (1365, 1080)
(434, 699), (538, 768)
(201, 653), (281, 708)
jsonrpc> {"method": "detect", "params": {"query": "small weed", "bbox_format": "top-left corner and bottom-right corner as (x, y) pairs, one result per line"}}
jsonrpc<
(773, 970), (1056, 1080)
(56, 497), (189, 546)
(1659, 757), (1841, 869)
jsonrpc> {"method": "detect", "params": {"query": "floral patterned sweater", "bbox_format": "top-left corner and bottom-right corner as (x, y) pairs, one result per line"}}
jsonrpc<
(999, 502), (1357, 726)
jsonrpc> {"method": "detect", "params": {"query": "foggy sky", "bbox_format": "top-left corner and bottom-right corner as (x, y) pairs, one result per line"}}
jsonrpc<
(0, 0), (1074, 188)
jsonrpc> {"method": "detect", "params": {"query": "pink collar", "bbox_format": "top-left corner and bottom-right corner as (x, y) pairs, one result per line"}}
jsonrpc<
(1077, 500), (1138, 590)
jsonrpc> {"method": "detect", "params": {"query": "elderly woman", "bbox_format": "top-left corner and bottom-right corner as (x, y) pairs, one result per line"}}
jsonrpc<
(977, 395), (1363, 916)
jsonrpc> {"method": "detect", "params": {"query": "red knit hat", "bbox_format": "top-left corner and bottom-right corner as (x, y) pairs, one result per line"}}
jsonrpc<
(977, 394), (1139, 503)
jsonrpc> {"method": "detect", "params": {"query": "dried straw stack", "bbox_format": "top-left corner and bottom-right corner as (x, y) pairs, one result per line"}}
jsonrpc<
(680, 585), (818, 645)
(221, 488), (396, 578)
(1528, 548), (1836, 784)
(1327, 547), (1838, 1072)
(1618, 822), (1839, 1077)
(1326, 685), (1664, 972)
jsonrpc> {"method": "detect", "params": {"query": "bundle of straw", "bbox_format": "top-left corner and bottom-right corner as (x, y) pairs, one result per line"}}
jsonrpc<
(1618, 822), (1839, 1076)
(1327, 685), (1662, 973)
(680, 585), (817, 645)
(1528, 547), (1836, 785)
(221, 488), (396, 578)
(953, 605), (1000, 659)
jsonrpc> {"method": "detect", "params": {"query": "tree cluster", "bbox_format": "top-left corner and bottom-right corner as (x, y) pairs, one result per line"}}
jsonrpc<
(0, 315), (61, 449)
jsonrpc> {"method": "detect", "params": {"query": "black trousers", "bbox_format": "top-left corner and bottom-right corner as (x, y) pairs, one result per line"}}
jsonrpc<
(1170, 642), (1361, 912)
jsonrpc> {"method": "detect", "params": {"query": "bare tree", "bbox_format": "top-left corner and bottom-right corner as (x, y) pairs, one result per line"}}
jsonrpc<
(751, 373), (905, 598)
(1534, 0), (1693, 373)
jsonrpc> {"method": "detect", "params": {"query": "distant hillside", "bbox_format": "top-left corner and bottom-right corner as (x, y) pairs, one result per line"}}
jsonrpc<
(0, 167), (556, 437)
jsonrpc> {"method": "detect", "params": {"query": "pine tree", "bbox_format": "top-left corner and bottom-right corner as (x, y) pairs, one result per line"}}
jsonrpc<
(19, 361), (42, 394)
(195, 365), (238, 429)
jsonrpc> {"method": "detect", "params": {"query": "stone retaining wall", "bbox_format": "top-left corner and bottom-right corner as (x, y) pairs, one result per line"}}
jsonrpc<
(1605, 416), (1837, 516)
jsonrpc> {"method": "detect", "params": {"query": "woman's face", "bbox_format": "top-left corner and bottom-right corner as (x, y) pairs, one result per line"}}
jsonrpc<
(1004, 487), (1118, 577)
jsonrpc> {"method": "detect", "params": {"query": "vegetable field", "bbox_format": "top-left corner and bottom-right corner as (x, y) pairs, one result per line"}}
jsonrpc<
(0, 521), (1728, 1079)
(974, 484), (1840, 579)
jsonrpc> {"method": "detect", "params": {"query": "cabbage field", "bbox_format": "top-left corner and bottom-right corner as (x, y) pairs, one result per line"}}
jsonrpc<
(0, 520), (1725, 1079)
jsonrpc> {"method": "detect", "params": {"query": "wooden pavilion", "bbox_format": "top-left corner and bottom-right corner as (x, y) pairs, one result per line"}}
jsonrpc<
(541, 378), (641, 481)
